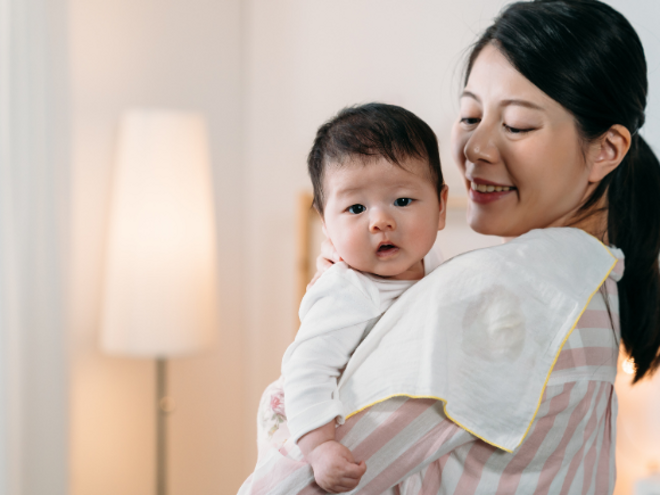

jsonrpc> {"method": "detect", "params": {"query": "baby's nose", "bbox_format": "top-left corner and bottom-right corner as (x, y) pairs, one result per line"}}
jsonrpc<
(369, 211), (396, 232)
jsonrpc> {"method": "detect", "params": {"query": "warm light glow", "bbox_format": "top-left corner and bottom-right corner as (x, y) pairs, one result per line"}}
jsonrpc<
(622, 357), (636, 375)
(100, 109), (219, 357)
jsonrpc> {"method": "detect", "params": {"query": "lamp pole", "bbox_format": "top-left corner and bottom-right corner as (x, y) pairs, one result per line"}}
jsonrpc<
(156, 358), (168, 495)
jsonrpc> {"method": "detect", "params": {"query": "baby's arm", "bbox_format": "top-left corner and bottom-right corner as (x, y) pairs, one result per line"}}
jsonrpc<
(283, 265), (381, 442)
(298, 422), (366, 493)
(282, 265), (380, 491)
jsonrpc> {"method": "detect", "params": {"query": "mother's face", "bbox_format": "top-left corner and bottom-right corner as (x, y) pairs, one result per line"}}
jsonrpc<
(451, 44), (598, 238)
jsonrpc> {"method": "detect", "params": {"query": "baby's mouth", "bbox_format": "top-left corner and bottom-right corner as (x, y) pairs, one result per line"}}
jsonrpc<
(377, 243), (399, 256)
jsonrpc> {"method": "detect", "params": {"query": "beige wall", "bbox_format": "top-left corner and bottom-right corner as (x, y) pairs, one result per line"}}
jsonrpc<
(68, 0), (246, 493)
(241, 1), (660, 492)
(241, 0), (509, 468)
(68, 1), (660, 494)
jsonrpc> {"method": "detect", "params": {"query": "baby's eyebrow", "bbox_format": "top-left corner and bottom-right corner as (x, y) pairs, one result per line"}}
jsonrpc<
(333, 186), (364, 196)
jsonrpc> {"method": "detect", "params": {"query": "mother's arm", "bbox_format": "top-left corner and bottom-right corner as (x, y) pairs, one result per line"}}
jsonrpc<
(333, 398), (475, 493)
(240, 396), (474, 495)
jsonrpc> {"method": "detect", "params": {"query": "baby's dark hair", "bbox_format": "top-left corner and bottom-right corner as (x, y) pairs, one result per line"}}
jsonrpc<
(307, 103), (444, 215)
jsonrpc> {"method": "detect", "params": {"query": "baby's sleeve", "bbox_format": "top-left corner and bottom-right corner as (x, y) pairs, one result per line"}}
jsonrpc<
(282, 263), (381, 443)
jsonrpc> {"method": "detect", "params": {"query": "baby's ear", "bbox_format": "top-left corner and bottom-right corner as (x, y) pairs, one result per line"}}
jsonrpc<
(438, 185), (449, 231)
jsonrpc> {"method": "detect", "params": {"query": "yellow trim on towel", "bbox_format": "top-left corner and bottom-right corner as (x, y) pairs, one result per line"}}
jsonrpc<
(513, 243), (619, 450)
(344, 242), (620, 455)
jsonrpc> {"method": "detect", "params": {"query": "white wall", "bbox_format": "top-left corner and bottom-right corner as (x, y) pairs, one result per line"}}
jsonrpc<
(242, 3), (660, 494)
(68, 0), (246, 493)
(66, 1), (660, 494)
(598, 4), (660, 494)
(241, 0), (509, 468)
(606, 0), (660, 153)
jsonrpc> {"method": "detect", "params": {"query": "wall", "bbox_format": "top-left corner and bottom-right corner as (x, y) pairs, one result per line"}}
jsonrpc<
(242, 1), (660, 493)
(67, 0), (660, 494)
(68, 0), (246, 493)
(600, 4), (660, 494)
(241, 0), (512, 469)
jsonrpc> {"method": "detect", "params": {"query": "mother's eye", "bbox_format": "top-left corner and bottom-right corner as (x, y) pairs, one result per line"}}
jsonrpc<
(503, 124), (535, 134)
(460, 117), (480, 126)
(347, 204), (366, 214)
(394, 198), (413, 207)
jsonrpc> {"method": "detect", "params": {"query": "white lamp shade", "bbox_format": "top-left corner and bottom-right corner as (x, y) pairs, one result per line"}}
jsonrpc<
(100, 109), (219, 358)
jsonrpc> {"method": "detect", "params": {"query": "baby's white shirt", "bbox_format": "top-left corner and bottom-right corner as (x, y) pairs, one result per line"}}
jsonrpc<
(281, 249), (442, 443)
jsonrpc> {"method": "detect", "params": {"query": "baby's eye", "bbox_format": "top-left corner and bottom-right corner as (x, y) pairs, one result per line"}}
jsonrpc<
(347, 204), (366, 214)
(394, 198), (413, 207)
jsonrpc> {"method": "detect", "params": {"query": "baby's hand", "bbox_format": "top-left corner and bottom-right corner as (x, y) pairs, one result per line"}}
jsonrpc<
(308, 440), (366, 493)
(307, 239), (343, 290)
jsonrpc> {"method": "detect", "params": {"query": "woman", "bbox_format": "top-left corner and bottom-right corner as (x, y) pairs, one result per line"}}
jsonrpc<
(241, 0), (660, 493)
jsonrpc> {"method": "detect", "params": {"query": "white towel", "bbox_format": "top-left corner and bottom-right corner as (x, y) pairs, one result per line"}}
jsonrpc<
(337, 227), (619, 453)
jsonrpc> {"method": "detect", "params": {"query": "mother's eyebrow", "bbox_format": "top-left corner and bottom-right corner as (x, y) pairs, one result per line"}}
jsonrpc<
(501, 99), (545, 111)
(461, 90), (545, 111)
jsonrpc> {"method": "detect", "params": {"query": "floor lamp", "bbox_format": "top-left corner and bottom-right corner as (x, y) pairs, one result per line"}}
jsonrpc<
(100, 109), (219, 495)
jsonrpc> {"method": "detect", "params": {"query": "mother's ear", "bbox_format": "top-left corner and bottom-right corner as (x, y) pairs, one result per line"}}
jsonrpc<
(587, 124), (632, 182)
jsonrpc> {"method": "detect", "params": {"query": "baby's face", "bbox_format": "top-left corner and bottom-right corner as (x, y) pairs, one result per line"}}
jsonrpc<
(321, 156), (446, 280)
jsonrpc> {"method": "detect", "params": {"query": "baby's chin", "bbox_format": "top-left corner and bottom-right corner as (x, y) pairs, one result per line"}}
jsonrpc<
(339, 259), (397, 278)
(344, 260), (423, 281)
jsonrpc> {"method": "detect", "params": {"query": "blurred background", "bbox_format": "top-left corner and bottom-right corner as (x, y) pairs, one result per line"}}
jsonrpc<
(0, 0), (658, 494)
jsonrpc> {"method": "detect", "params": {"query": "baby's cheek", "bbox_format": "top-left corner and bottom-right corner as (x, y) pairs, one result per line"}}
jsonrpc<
(334, 235), (368, 267)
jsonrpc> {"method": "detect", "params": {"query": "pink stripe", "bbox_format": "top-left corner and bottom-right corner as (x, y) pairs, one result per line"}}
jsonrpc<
(350, 399), (436, 462)
(558, 382), (607, 495)
(533, 382), (598, 495)
(594, 387), (614, 494)
(451, 442), (497, 495)
(554, 346), (616, 371)
(297, 483), (325, 495)
(249, 455), (309, 495)
(420, 456), (446, 495)
(495, 384), (575, 495)
(604, 277), (619, 295)
(576, 309), (615, 329)
(357, 418), (462, 494)
(335, 406), (370, 443)
(419, 454), (451, 495)
(581, 384), (609, 493)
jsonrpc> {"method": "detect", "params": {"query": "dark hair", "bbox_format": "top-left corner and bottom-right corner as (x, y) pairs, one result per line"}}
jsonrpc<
(467, 0), (660, 381)
(307, 103), (444, 215)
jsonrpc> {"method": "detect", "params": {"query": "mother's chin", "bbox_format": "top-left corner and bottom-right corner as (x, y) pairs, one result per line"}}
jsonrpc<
(465, 194), (601, 240)
(464, 200), (540, 239)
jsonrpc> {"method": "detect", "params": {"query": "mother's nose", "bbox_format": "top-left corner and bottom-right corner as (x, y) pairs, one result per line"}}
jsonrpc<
(369, 209), (396, 232)
(464, 124), (499, 165)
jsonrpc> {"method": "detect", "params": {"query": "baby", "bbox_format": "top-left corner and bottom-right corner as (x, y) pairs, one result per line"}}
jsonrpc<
(282, 103), (448, 492)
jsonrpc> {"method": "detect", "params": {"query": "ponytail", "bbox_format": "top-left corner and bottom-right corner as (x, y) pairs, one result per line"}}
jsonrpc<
(608, 135), (660, 381)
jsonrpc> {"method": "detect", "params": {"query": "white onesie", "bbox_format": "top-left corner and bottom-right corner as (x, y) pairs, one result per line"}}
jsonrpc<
(282, 249), (442, 443)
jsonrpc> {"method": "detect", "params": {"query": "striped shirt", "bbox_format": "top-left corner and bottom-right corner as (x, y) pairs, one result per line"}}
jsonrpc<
(241, 254), (624, 495)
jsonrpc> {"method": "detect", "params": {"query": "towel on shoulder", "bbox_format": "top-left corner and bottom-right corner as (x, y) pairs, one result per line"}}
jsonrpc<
(337, 227), (619, 453)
